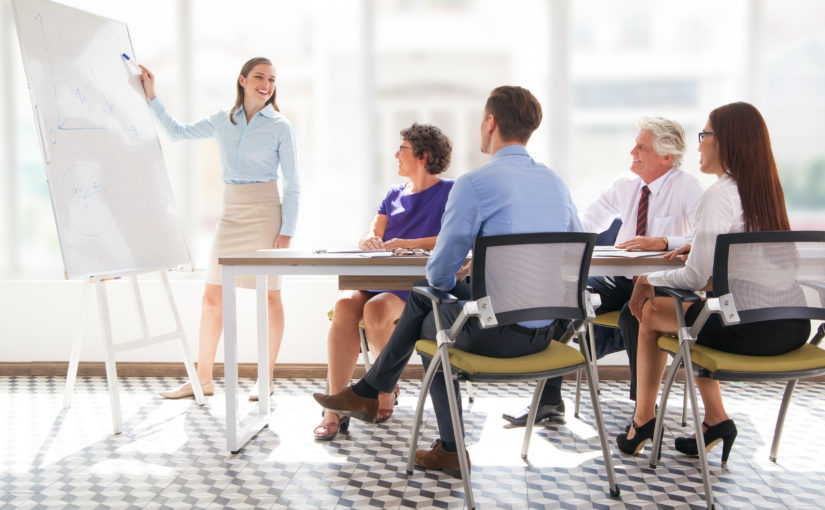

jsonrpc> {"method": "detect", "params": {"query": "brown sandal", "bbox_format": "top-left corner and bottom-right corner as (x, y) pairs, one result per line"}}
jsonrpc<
(376, 385), (400, 423)
(314, 414), (350, 441)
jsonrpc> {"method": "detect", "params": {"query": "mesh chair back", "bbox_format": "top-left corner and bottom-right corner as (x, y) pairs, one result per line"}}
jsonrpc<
(471, 232), (597, 325)
(712, 231), (825, 323)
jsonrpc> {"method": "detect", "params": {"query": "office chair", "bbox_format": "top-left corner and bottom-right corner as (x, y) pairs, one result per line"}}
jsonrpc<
(648, 231), (825, 510)
(406, 232), (619, 509)
(327, 309), (477, 403)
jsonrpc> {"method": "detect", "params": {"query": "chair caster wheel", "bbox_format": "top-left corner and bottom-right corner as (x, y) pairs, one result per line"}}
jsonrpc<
(610, 487), (620, 497)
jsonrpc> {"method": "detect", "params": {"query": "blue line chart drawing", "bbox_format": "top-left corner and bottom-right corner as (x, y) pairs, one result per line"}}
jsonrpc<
(34, 12), (139, 140)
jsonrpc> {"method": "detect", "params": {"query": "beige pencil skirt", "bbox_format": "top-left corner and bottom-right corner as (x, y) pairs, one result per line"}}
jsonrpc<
(205, 181), (282, 290)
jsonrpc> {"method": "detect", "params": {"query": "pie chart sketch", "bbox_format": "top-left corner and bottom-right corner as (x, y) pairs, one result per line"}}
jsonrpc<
(62, 162), (114, 236)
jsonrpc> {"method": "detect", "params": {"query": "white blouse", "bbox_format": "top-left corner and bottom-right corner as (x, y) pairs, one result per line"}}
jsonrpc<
(646, 173), (743, 290)
(579, 168), (703, 250)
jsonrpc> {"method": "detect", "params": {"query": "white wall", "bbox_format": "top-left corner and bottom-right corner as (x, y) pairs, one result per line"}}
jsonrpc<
(0, 276), (629, 367)
(0, 275), (341, 364)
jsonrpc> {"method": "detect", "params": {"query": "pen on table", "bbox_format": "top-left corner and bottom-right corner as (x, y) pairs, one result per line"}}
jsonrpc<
(121, 53), (140, 71)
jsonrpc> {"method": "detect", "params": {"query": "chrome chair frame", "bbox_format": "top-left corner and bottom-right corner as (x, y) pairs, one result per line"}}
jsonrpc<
(403, 232), (619, 509)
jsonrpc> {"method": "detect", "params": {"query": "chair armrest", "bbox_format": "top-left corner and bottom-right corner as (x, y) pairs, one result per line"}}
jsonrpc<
(655, 286), (702, 302)
(412, 286), (459, 304)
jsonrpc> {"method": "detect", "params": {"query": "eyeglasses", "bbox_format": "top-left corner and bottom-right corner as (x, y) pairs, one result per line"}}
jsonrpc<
(391, 248), (431, 256)
(698, 131), (716, 143)
(398, 145), (413, 152)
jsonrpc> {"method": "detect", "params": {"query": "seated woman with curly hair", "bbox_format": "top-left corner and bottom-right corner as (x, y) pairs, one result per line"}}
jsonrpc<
(314, 123), (454, 441)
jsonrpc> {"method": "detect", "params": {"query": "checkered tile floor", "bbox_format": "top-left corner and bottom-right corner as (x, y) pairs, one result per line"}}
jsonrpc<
(1, 375), (824, 509)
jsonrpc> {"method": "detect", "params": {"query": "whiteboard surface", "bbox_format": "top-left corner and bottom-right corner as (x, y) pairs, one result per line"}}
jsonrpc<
(13, 0), (190, 279)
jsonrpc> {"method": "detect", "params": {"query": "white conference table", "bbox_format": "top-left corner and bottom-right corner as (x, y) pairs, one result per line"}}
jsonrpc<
(218, 249), (682, 453)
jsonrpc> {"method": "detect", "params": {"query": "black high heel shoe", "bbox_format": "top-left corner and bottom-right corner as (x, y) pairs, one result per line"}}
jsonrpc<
(674, 419), (737, 466)
(617, 417), (659, 455)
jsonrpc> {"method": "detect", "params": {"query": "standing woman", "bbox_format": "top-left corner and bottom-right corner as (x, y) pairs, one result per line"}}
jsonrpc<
(617, 102), (810, 463)
(140, 58), (300, 400)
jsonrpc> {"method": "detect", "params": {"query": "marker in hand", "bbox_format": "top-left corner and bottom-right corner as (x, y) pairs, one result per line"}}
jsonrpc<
(121, 53), (139, 71)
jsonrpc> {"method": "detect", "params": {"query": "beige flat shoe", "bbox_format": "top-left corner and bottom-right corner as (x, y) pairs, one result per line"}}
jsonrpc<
(159, 381), (215, 399)
(248, 379), (275, 401)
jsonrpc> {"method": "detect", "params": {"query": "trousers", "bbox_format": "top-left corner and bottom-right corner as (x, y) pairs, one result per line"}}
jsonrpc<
(544, 275), (640, 402)
(364, 279), (552, 442)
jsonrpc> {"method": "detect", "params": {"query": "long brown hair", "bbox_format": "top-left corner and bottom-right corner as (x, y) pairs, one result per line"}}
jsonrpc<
(709, 102), (790, 232)
(229, 57), (279, 125)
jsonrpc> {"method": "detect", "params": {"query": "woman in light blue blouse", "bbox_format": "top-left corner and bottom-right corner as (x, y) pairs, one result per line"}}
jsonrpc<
(140, 57), (300, 400)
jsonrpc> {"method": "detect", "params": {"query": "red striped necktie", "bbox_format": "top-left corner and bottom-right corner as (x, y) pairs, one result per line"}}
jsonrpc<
(636, 185), (650, 237)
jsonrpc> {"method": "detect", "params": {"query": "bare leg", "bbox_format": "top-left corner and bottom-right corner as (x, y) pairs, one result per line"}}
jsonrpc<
(166, 284), (223, 392)
(362, 292), (405, 354)
(363, 293), (405, 417)
(628, 297), (678, 438)
(695, 377), (730, 428)
(321, 291), (371, 427)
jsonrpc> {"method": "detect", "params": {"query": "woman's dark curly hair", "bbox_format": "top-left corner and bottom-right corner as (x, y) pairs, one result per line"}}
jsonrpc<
(400, 123), (452, 175)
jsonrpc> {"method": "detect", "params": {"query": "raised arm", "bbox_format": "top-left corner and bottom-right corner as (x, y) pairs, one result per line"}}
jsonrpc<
(140, 65), (216, 141)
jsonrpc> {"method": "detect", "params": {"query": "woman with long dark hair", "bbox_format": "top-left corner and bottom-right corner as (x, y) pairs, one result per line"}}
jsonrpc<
(139, 57), (300, 400)
(616, 102), (810, 463)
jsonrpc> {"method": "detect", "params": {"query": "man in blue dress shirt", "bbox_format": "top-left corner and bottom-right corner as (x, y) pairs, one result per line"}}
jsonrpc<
(314, 86), (581, 476)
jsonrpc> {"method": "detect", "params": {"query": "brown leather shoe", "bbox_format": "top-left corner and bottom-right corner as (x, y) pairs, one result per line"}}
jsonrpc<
(414, 439), (471, 478)
(313, 386), (380, 423)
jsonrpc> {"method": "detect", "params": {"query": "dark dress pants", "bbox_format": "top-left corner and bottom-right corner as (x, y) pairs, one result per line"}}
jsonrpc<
(363, 279), (552, 443)
(544, 275), (640, 402)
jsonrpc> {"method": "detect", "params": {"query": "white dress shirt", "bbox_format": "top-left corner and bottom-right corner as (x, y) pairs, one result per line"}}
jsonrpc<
(580, 168), (703, 249)
(646, 173), (743, 290)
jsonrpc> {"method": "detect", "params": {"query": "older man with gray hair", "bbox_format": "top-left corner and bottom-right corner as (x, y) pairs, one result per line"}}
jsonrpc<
(504, 117), (703, 428)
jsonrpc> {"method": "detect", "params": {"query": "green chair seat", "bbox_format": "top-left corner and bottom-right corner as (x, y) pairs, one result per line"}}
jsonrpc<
(415, 339), (585, 377)
(593, 310), (620, 328)
(658, 336), (825, 376)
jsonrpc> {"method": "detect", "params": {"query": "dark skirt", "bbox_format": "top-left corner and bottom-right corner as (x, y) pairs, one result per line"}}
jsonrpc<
(685, 301), (811, 356)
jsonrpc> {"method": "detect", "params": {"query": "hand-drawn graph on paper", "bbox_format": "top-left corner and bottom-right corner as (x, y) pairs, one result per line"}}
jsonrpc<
(33, 11), (140, 142)
(62, 162), (113, 237)
(13, 0), (190, 279)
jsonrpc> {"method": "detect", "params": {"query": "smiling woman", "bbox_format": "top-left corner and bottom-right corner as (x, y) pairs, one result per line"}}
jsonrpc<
(231, 57), (278, 125)
(137, 56), (301, 401)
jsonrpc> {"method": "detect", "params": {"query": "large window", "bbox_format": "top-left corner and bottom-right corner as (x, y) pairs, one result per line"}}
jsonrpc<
(2, 0), (823, 278)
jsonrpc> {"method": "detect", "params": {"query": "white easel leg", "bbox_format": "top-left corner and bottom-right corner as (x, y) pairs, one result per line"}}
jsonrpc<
(159, 272), (204, 405)
(64, 281), (91, 409)
(96, 281), (123, 434)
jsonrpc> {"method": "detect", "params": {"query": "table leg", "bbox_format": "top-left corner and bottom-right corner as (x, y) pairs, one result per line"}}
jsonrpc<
(223, 268), (240, 453)
(256, 275), (270, 416)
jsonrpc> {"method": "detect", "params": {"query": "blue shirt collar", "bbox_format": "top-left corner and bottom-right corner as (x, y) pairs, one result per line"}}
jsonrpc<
(259, 104), (278, 118)
(236, 103), (278, 122)
(491, 144), (529, 160)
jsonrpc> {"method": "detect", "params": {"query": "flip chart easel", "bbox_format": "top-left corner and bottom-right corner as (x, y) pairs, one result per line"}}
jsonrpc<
(64, 272), (206, 434)
(12, 0), (202, 434)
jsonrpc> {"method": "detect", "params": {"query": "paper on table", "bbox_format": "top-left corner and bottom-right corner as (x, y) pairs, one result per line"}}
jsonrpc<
(597, 250), (667, 258)
(313, 248), (386, 254)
